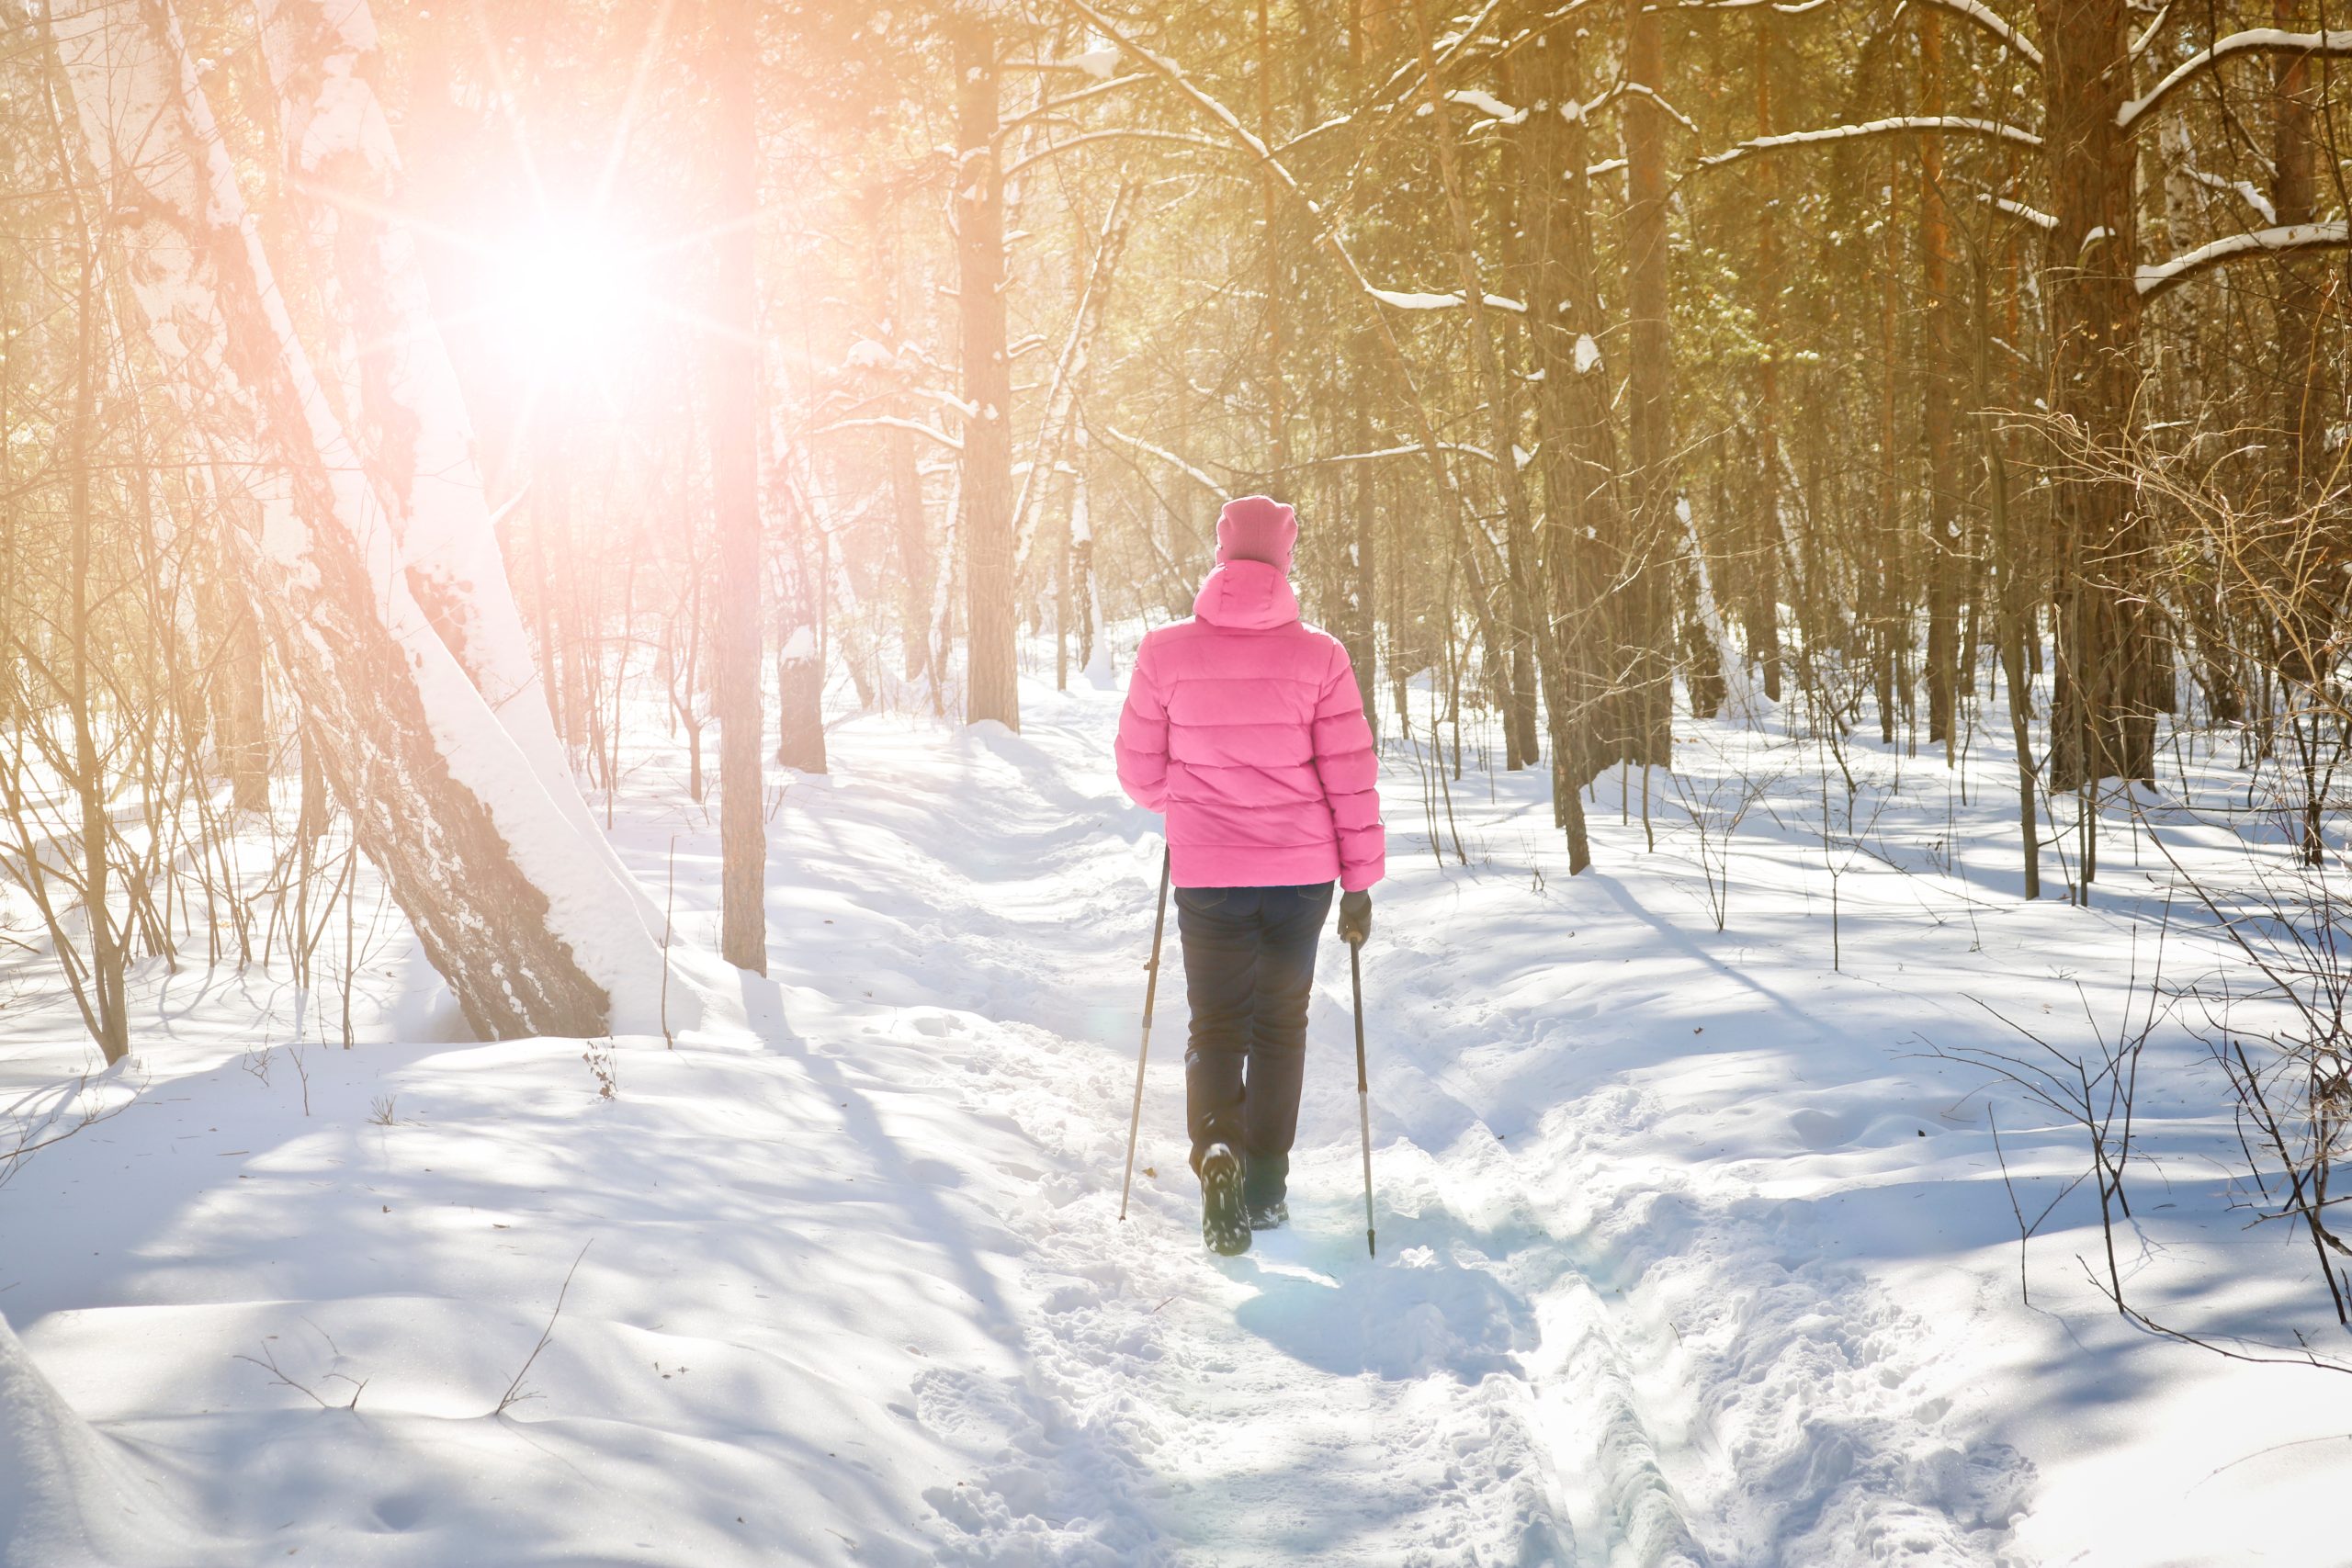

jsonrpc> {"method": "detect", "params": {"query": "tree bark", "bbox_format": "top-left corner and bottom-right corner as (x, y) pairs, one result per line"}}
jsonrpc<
(1918, 9), (1963, 754)
(2037, 0), (2159, 789)
(1620, 0), (1678, 768)
(1522, 24), (1614, 872)
(708, 0), (768, 972)
(1750, 16), (1786, 705)
(954, 19), (1020, 731)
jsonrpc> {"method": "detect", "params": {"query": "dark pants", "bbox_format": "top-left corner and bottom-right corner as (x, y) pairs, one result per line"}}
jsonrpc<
(1175, 881), (1334, 1209)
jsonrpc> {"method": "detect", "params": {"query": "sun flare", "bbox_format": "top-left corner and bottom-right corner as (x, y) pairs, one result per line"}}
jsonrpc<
(487, 217), (645, 367)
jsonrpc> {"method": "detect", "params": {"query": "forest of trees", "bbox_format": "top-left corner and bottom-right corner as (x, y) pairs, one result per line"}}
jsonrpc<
(4, 0), (2350, 1054)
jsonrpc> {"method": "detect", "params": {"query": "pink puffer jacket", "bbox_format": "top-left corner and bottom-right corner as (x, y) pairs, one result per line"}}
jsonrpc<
(1115, 499), (1385, 892)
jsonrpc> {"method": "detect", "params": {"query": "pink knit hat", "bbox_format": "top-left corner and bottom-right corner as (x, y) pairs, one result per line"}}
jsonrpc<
(1215, 495), (1297, 572)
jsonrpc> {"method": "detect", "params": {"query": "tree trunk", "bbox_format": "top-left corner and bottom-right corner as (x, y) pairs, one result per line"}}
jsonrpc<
(1259, 0), (1290, 480)
(1349, 392), (1381, 735)
(1876, 147), (1905, 745)
(2270, 0), (2325, 507)
(708, 0), (767, 972)
(2038, 0), (2159, 789)
(888, 423), (932, 683)
(1620, 0), (1678, 767)
(51, 0), (630, 1039)
(67, 229), (129, 1063)
(954, 19), (1020, 731)
(1918, 10), (1963, 755)
(254, 0), (677, 999)
(1521, 22), (1612, 872)
(1749, 16), (1786, 705)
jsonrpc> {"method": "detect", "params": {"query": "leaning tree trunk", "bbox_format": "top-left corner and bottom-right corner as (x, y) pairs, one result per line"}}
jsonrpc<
(954, 18), (1020, 731)
(2038, 0), (2160, 789)
(49, 0), (646, 1039)
(707, 0), (768, 972)
(254, 0), (673, 943)
(259, 0), (679, 1007)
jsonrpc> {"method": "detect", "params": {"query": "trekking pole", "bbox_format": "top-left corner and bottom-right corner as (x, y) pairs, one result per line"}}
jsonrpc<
(1117, 847), (1173, 1221)
(1349, 935), (1376, 1258)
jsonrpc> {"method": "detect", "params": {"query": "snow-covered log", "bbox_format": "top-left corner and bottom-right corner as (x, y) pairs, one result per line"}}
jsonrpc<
(2119, 29), (2352, 133)
(2136, 221), (2352, 299)
(46, 0), (675, 1039)
(1698, 115), (2042, 169)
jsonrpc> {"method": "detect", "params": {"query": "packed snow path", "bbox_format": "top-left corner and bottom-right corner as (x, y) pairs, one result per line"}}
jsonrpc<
(6, 667), (2350, 1565)
(744, 694), (2029, 1565)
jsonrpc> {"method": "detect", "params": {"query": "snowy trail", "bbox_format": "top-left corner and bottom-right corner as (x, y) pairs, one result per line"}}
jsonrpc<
(734, 682), (2022, 1564)
(749, 702), (1578, 1562)
(10, 664), (2352, 1564)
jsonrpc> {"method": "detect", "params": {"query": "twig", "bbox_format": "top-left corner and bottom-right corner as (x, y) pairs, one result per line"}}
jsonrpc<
(496, 1240), (593, 1416)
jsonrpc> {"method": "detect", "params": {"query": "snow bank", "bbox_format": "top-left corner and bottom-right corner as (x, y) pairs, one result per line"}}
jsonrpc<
(0, 1314), (181, 1567)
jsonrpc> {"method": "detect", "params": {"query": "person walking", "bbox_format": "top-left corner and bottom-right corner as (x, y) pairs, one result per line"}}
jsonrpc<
(1114, 495), (1385, 1256)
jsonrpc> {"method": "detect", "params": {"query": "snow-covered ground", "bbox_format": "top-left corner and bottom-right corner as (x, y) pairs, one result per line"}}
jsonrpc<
(6, 651), (2350, 1566)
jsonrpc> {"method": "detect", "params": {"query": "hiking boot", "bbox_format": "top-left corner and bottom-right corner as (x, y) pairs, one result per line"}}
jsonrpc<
(1200, 1144), (1250, 1256)
(1247, 1198), (1289, 1232)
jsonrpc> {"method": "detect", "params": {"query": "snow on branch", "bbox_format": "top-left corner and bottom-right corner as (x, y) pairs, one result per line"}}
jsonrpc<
(1912, 0), (2043, 67)
(2185, 167), (2276, 225)
(1668, 0), (1834, 12)
(998, 73), (1148, 135)
(1619, 82), (1700, 135)
(1055, 0), (1513, 534)
(1696, 115), (2041, 170)
(1101, 427), (1230, 499)
(1444, 88), (1527, 125)
(1049, 1), (1459, 333)
(1976, 191), (2057, 230)
(2136, 221), (2352, 299)
(1367, 288), (1531, 313)
(1054, 0), (1309, 211)
(1275, 113), (1355, 154)
(1671, 0), (2035, 62)
(910, 386), (980, 420)
(1300, 442), (1510, 468)
(2120, 30), (2352, 133)
(809, 415), (965, 452)
(1002, 128), (1232, 178)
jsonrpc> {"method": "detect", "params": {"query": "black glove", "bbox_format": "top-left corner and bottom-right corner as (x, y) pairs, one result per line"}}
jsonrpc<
(1337, 889), (1372, 946)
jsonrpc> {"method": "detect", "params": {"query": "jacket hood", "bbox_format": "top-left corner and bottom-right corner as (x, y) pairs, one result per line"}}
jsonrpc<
(1193, 558), (1300, 631)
